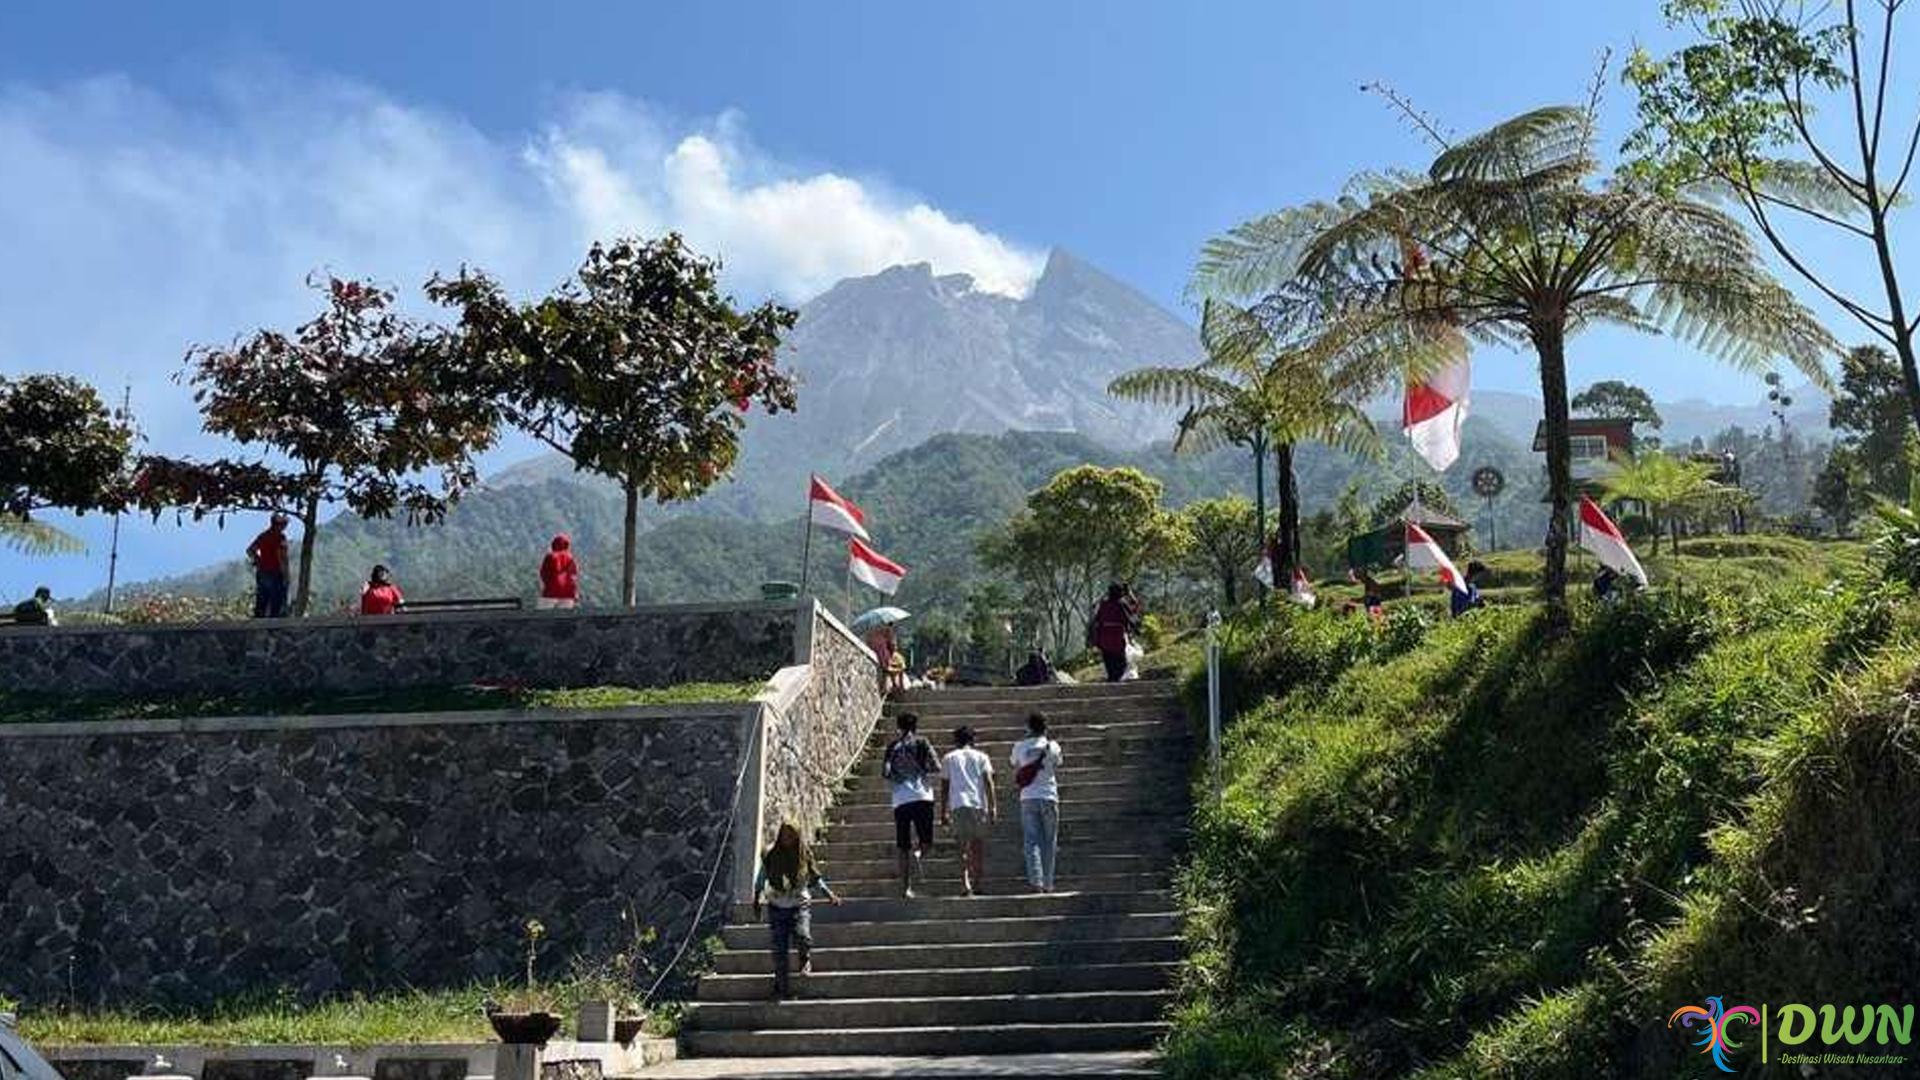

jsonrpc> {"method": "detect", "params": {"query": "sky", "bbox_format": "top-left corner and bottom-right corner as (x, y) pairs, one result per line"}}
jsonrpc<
(1, 0), (1909, 598)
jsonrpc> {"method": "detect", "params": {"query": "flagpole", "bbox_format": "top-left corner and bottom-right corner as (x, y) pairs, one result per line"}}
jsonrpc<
(843, 548), (854, 623)
(799, 476), (815, 599)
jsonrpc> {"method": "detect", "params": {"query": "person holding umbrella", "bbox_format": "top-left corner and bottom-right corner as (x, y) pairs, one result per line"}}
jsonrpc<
(853, 606), (911, 696)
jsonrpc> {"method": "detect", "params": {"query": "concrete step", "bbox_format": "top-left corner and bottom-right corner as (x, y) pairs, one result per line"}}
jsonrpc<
(826, 871), (1171, 900)
(710, 935), (1185, 975)
(839, 766), (1189, 799)
(723, 912), (1180, 951)
(831, 778), (1187, 811)
(882, 704), (1184, 726)
(727, 890), (1175, 925)
(867, 719), (1189, 749)
(819, 814), (1184, 845)
(810, 851), (1174, 883)
(893, 683), (1177, 705)
(631, 1051), (1162, 1078)
(680, 1022), (1170, 1057)
(814, 830), (1181, 861)
(695, 961), (1180, 1002)
(687, 990), (1173, 1031)
(860, 735), (1191, 760)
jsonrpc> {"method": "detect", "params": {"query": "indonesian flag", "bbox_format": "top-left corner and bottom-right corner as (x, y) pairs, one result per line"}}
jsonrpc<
(848, 538), (907, 595)
(1404, 521), (1469, 595)
(1403, 357), (1471, 472)
(1290, 568), (1317, 608)
(809, 475), (870, 541)
(1578, 497), (1648, 587)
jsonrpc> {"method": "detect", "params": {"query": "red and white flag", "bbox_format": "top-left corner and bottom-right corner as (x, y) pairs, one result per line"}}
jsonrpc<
(809, 475), (870, 541)
(1578, 496), (1648, 587)
(848, 538), (907, 595)
(1404, 521), (1469, 595)
(1290, 567), (1317, 608)
(1403, 357), (1471, 472)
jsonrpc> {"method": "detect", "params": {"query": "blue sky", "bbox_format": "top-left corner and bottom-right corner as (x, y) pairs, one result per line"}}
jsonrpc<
(0, 1), (1902, 597)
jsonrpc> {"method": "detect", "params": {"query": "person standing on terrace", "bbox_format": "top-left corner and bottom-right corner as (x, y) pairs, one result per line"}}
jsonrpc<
(246, 512), (292, 618)
(539, 534), (579, 610)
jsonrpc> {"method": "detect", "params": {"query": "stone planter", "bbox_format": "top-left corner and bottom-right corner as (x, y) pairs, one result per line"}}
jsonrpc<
(488, 1012), (563, 1046)
(575, 1001), (615, 1043)
(612, 1017), (648, 1047)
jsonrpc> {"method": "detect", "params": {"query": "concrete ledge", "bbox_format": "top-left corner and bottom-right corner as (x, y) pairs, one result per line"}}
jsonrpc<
(43, 1038), (677, 1080)
(0, 701), (762, 740)
(0, 602), (797, 698)
(0, 600), (791, 641)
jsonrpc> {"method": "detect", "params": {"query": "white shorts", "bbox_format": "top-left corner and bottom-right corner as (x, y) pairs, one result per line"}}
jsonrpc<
(536, 597), (577, 610)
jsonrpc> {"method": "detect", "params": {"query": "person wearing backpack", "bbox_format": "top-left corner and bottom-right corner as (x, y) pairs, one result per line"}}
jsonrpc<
(1011, 712), (1064, 893)
(882, 712), (941, 898)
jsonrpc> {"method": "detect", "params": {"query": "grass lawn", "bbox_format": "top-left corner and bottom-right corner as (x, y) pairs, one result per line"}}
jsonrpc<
(0, 681), (767, 726)
(10, 985), (688, 1047)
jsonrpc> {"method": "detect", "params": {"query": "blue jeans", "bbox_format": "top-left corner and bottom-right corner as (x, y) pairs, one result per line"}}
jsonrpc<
(253, 570), (289, 619)
(767, 903), (811, 994)
(1021, 798), (1059, 891)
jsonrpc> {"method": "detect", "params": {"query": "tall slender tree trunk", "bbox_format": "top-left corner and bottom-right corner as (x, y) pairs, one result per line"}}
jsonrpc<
(293, 492), (321, 617)
(1251, 431), (1268, 592)
(1533, 322), (1574, 629)
(621, 481), (641, 607)
(1275, 442), (1300, 575)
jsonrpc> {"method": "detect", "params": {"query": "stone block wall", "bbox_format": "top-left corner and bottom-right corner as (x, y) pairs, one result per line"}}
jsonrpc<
(0, 602), (795, 697)
(0, 707), (754, 1006)
(758, 608), (885, 848)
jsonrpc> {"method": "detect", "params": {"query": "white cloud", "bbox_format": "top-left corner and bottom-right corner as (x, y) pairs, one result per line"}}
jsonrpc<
(0, 69), (1044, 448)
(0, 66), (1044, 599)
(525, 95), (1043, 300)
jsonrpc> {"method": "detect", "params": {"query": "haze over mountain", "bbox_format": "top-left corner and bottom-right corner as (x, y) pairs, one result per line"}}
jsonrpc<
(494, 248), (1199, 509)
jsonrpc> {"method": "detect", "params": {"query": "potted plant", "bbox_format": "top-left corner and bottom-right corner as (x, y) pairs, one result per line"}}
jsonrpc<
(488, 919), (564, 1045)
(568, 917), (658, 1046)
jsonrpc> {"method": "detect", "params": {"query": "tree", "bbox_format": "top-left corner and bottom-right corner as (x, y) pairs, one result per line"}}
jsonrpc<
(1627, 0), (1920, 436)
(1193, 89), (1833, 625)
(977, 466), (1183, 652)
(0, 374), (135, 556)
(1110, 299), (1388, 581)
(428, 235), (798, 606)
(1572, 379), (1664, 431)
(1600, 450), (1721, 555)
(1815, 443), (1873, 536)
(138, 276), (498, 615)
(1180, 496), (1265, 607)
(1829, 344), (1912, 498)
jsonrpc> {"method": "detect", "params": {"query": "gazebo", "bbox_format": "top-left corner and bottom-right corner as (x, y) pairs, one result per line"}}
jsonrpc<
(1345, 496), (1472, 570)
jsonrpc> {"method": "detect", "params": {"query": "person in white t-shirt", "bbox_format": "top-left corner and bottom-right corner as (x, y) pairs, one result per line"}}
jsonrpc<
(939, 726), (997, 897)
(881, 712), (940, 898)
(1010, 712), (1064, 893)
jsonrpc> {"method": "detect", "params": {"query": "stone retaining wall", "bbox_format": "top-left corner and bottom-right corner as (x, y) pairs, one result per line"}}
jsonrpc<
(0, 602), (795, 697)
(0, 706), (754, 1006)
(760, 609), (885, 847)
(0, 600), (886, 1008)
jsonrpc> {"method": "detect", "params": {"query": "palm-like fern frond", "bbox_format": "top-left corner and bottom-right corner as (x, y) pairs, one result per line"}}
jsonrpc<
(1193, 97), (1839, 615)
(1, 513), (85, 556)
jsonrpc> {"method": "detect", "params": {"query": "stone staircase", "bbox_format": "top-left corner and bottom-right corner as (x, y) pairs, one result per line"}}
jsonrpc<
(675, 680), (1190, 1075)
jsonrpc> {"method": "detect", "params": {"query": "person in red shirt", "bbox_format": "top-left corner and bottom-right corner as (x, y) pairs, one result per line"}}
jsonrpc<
(245, 513), (292, 618)
(1088, 582), (1139, 683)
(359, 564), (404, 616)
(538, 534), (579, 610)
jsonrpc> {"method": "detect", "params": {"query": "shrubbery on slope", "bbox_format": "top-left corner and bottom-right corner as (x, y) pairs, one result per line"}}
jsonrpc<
(1168, 566), (1918, 1079)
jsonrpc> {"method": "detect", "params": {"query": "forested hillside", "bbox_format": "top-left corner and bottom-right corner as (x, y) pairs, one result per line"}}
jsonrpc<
(115, 417), (1549, 617)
